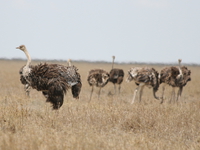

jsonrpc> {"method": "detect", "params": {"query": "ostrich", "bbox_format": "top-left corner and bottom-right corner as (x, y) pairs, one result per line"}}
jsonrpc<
(160, 59), (191, 103)
(16, 45), (81, 109)
(109, 56), (124, 94)
(126, 67), (160, 104)
(19, 59), (81, 99)
(87, 69), (109, 102)
(67, 59), (82, 99)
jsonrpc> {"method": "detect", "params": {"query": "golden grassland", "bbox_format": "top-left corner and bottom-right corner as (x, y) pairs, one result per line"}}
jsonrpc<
(0, 59), (200, 150)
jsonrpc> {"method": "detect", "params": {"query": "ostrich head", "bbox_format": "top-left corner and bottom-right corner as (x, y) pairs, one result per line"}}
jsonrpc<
(112, 56), (115, 60)
(126, 67), (140, 82)
(102, 73), (109, 83)
(126, 70), (134, 82)
(16, 45), (31, 62)
(16, 45), (26, 51)
(16, 44), (32, 77)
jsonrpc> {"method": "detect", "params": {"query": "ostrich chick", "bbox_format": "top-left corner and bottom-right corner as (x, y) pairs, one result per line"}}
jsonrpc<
(160, 59), (191, 103)
(87, 69), (109, 102)
(126, 67), (160, 104)
(109, 56), (124, 94)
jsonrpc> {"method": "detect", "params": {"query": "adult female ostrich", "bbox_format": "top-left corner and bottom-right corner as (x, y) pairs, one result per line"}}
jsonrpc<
(87, 69), (109, 102)
(67, 59), (82, 99)
(160, 59), (191, 103)
(126, 67), (160, 104)
(19, 59), (82, 99)
(109, 56), (124, 94)
(17, 45), (80, 109)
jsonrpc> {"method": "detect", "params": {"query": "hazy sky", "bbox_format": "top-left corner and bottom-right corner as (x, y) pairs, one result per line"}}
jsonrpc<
(0, 0), (200, 64)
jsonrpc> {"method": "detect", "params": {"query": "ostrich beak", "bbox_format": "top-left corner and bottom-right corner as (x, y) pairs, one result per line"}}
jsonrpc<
(16, 46), (19, 49)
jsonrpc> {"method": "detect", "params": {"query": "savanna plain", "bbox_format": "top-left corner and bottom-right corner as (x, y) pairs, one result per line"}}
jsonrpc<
(0, 59), (200, 150)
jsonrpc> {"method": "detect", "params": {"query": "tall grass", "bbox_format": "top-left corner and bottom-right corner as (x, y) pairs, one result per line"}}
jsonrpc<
(0, 60), (199, 150)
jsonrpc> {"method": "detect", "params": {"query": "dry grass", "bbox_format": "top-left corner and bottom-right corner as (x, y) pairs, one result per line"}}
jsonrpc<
(0, 60), (200, 150)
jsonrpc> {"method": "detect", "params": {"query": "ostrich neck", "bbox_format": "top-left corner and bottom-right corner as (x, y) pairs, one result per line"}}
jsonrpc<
(178, 62), (183, 76)
(176, 61), (183, 81)
(112, 58), (115, 69)
(24, 49), (31, 67)
(68, 61), (71, 66)
(22, 48), (32, 79)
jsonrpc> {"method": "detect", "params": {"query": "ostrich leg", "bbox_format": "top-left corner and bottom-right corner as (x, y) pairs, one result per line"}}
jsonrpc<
(118, 85), (121, 94)
(176, 86), (183, 102)
(98, 87), (102, 100)
(160, 84), (166, 104)
(89, 86), (94, 102)
(131, 86), (139, 104)
(24, 84), (31, 97)
(138, 85), (145, 102)
(113, 84), (117, 94)
(170, 87), (175, 103)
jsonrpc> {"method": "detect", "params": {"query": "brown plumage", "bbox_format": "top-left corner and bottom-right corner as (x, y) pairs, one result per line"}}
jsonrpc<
(19, 65), (72, 99)
(87, 69), (109, 101)
(109, 56), (124, 94)
(160, 59), (191, 103)
(126, 67), (160, 104)
(17, 45), (81, 109)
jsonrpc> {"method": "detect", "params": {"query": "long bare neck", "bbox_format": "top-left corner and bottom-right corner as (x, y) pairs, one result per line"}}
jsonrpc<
(68, 59), (71, 66)
(112, 56), (115, 69)
(21, 47), (32, 79)
(24, 48), (31, 67)
(177, 59), (183, 79)
(178, 59), (183, 76)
